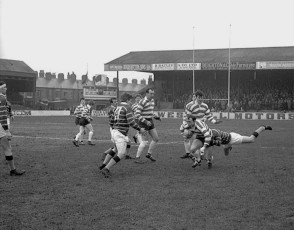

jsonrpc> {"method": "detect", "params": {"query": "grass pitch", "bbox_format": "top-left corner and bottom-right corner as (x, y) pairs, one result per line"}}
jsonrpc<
(1, 116), (294, 230)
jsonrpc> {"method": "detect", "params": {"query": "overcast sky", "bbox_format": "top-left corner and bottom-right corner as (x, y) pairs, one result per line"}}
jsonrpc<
(1, 0), (293, 81)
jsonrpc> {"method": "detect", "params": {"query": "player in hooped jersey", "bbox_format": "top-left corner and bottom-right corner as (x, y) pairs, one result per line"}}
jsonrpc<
(131, 94), (143, 144)
(101, 98), (118, 160)
(134, 88), (161, 163)
(99, 93), (145, 178)
(101, 97), (134, 160)
(0, 81), (25, 176)
(210, 125), (272, 156)
(73, 98), (95, 146)
(191, 118), (272, 168)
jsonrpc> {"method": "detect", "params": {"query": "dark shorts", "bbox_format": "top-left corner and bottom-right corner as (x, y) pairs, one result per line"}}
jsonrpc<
(79, 117), (90, 127)
(138, 118), (155, 131)
(75, 117), (80, 125)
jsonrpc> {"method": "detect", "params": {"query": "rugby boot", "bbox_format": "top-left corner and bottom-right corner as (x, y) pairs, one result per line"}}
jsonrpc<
(125, 155), (134, 160)
(264, 125), (272, 130)
(72, 140), (79, 147)
(99, 164), (106, 170)
(224, 146), (232, 156)
(101, 168), (111, 178)
(146, 153), (156, 162)
(134, 157), (145, 164)
(88, 141), (96, 146)
(79, 141), (85, 145)
(180, 153), (190, 159)
(192, 158), (201, 168)
(207, 158), (213, 169)
(10, 169), (25, 176)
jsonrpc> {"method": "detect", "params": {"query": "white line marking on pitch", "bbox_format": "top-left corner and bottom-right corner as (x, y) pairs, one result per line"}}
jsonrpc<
(13, 135), (183, 145)
(12, 135), (294, 150)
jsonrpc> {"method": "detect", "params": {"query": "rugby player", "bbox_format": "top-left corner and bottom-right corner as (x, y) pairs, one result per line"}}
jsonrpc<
(134, 88), (161, 163)
(101, 98), (118, 160)
(209, 125), (273, 156)
(6, 100), (14, 130)
(73, 98), (85, 145)
(191, 118), (272, 168)
(99, 93), (145, 178)
(0, 81), (25, 176)
(73, 98), (95, 146)
(131, 94), (143, 144)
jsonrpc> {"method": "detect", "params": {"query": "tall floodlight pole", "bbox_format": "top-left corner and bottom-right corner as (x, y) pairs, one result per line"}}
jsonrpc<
(116, 70), (119, 103)
(227, 24), (232, 118)
(192, 26), (195, 93)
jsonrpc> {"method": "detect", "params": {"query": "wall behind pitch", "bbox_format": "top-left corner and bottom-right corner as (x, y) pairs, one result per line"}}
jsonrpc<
(91, 110), (294, 120)
(13, 110), (70, 116)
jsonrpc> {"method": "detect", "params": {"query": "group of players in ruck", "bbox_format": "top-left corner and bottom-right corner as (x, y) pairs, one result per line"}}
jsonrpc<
(72, 88), (272, 178)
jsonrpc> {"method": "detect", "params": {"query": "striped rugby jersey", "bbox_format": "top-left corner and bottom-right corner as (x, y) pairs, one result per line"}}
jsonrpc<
(131, 102), (139, 114)
(74, 105), (91, 119)
(195, 119), (212, 146)
(74, 104), (83, 118)
(108, 105), (117, 118)
(0, 94), (8, 129)
(108, 105), (117, 125)
(185, 101), (215, 123)
(211, 129), (231, 145)
(135, 96), (155, 123)
(7, 101), (13, 118)
(111, 102), (140, 136)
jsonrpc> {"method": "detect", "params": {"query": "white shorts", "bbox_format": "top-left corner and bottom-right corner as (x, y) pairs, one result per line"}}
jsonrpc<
(111, 129), (130, 144)
(223, 132), (243, 147)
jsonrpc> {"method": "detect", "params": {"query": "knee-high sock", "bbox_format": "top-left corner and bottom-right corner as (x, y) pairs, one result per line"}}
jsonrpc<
(148, 140), (157, 154)
(7, 159), (16, 171)
(136, 141), (146, 158)
(137, 134), (143, 144)
(192, 149), (201, 161)
(79, 133), (84, 142)
(251, 126), (266, 139)
(75, 133), (81, 141)
(255, 126), (265, 135)
(106, 149), (123, 170)
(106, 156), (120, 170)
(103, 153), (113, 165)
(76, 126), (84, 141)
(125, 144), (131, 156)
(184, 140), (191, 153)
(88, 131), (93, 141)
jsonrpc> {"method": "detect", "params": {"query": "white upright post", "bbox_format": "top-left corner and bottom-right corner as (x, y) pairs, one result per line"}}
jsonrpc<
(227, 24), (232, 119)
(192, 26), (195, 93)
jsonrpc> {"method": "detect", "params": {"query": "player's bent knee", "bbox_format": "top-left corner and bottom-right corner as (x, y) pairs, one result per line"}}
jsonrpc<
(140, 141), (147, 148)
(109, 149), (116, 157)
(184, 139), (190, 143)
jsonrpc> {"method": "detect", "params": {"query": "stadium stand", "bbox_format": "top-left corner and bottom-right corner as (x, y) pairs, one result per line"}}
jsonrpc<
(105, 46), (294, 112)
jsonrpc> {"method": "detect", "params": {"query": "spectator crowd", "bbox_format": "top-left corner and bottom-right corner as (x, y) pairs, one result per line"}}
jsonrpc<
(171, 77), (294, 112)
